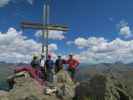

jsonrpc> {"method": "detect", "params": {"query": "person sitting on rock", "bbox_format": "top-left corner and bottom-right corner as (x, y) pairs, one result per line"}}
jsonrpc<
(55, 55), (66, 73)
(45, 54), (54, 82)
(65, 54), (80, 80)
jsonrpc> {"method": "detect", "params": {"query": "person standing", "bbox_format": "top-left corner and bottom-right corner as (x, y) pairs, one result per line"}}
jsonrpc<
(45, 54), (54, 82)
(31, 55), (40, 69)
(40, 54), (45, 68)
(66, 54), (80, 80)
(55, 56), (65, 73)
(40, 54), (46, 79)
(31, 55), (44, 78)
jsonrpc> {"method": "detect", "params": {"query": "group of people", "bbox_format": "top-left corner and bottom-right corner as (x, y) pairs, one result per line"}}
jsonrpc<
(31, 54), (80, 82)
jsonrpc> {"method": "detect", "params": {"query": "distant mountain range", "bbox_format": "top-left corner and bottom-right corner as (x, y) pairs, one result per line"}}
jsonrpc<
(77, 62), (133, 81)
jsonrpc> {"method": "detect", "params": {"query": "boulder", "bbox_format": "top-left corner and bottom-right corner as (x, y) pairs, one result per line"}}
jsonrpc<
(8, 77), (45, 100)
(75, 74), (132, 100)
(45, 69), (75, 100)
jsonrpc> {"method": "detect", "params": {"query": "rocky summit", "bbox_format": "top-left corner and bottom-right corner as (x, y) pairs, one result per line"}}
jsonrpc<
(0, 69), (75, 100)
(0, 68), (132, 100)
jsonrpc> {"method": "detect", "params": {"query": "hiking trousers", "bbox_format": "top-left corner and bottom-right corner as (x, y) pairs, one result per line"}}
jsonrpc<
(67, 68), (76, 80)
(47, 69), (54, 82)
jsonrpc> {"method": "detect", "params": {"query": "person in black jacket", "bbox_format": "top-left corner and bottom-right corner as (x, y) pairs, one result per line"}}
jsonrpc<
(31, 56), (40, 69)
(55, 56), (65, 73)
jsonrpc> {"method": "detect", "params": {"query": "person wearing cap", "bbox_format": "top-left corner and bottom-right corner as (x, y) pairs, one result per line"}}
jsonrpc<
(45, 54), (54, 82)
(31, 56), (40, 69)
(55, 55), (65, 73)
(30, 55), (42, 79)
(66, 54), (80, 80)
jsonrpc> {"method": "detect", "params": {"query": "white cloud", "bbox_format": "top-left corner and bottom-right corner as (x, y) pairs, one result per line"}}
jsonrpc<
(74, 37), (88, 48)
(118, 20), (133, 38)
(120, 26), (132, 37)
(0, 0), (10, 7)
(35, 30), (65, 40)
(74, 37), (133, 64)
(74, 37), (107, 49)
(0, 28), (58, 63)
(48, 43), (58, 51)
(118, 20), (128, 28)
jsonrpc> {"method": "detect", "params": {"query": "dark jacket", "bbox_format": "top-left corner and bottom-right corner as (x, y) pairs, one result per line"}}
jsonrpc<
(55, 59), (65, 72)
(45, 59), (54, 70)
(31, 59), (40, 68)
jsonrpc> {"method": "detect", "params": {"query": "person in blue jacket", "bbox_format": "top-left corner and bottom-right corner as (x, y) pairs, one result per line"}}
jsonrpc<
(45, 54), (54, 82)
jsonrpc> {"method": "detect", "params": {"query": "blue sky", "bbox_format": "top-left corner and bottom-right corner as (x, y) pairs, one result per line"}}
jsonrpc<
(0, 0), (133, 64)
(0, 0), (125, 38)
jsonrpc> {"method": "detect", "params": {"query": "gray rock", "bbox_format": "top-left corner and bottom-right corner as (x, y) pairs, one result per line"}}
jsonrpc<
(0, 69), (76, 100)
(75, 74), (132, 100)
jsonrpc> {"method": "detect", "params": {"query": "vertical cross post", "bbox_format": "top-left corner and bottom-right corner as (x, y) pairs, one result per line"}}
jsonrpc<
(43, 0), (50, 60)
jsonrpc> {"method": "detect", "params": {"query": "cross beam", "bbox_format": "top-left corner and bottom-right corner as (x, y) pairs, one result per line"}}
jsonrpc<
(21, 22), (69, 32)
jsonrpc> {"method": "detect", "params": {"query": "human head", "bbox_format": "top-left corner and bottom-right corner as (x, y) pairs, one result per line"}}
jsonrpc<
(33, 56), (37, 60)
(47, 54), (52, 60)
(58, 55), (61, 59)
(69, 54), (73, 59)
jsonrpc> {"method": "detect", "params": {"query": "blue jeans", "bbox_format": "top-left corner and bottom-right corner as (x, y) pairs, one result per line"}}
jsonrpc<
(47, 69), (54, 82)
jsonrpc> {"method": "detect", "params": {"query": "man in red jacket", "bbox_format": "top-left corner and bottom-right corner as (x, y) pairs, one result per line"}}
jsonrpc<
(66, 54), (80, 80)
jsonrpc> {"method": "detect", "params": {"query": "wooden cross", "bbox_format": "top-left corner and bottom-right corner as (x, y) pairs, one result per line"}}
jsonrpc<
(21, 0), (69, 59)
